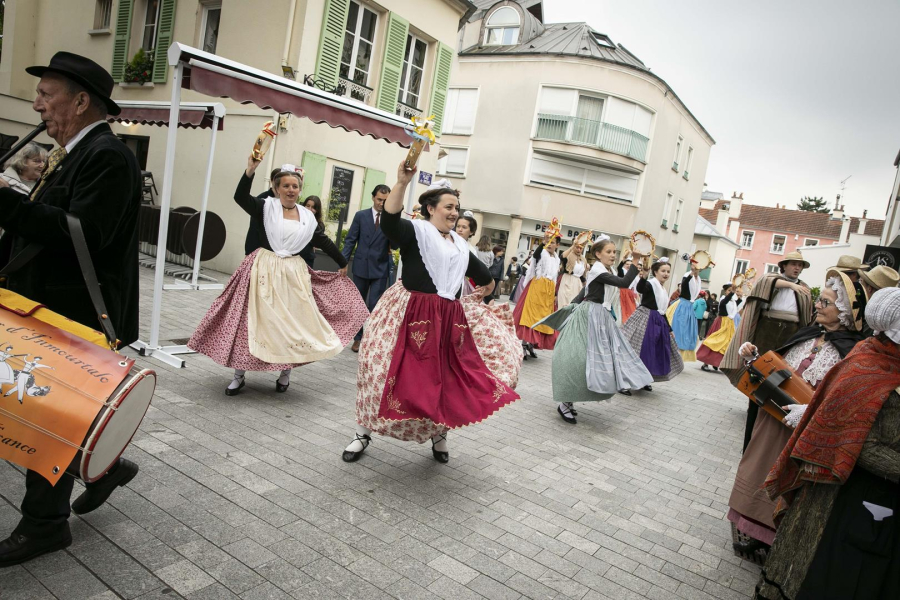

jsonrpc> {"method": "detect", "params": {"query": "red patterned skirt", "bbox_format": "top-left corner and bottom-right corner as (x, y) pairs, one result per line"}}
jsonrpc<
(620, 288), (638, 324)
(357, 284), (521, 443)
(188, 250), (368, 371)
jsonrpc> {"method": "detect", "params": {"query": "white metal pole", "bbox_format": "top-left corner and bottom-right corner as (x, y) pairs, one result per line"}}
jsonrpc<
(148, 62), (183, 348)
(189, 114), (219, 288)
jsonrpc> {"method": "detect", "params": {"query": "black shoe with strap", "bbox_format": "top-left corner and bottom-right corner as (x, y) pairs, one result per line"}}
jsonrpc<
(342, 434), (371, 463)
(72, 458), (139, 515)
(225, 376), (245, 396)
(619, 389), (632, 396)
(643, 385), (653, 392)
(733, 538), (770, 554)
(557, 403), (577, 424)
(0, 524), (72, 568)
(431, 433), (449, 463)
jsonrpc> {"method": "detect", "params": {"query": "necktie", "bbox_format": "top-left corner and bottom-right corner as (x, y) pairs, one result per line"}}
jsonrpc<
(30, 147), (67, 200)
(375, 211), (380, 230)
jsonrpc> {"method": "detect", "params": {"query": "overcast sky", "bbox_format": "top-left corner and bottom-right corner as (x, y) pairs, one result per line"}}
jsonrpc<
(546, 0), (900, 221)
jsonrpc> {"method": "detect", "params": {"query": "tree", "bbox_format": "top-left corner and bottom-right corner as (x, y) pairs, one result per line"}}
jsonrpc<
(797, 196), (830, 213)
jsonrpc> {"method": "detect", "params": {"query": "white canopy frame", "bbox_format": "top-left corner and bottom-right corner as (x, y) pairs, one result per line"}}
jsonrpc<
(132, 44), (413, 368)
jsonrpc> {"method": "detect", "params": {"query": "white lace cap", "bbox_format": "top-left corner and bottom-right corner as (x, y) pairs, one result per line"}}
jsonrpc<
(426, 178), (453, 191)
(867, 287), (900, 344)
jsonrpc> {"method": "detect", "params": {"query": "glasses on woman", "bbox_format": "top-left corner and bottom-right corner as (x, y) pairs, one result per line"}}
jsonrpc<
(815, 298), (833, 309)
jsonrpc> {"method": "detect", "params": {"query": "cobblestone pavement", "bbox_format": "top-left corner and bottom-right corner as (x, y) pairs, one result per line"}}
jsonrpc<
(1, 266), (760, 599)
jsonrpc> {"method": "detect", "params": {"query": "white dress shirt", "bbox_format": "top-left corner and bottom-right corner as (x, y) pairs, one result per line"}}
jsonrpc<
(65, 120), (107, 153)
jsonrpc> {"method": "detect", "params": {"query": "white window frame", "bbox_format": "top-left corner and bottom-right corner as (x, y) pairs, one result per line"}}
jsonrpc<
(684, 146), (694, 180)
(340, 0), (379, 88)
(804, 238), (819, 247)
(771, 234), (787, 255)
(673, 198), (684, 232)
(673, 135), (683, 171)
(734, 259), (750, 277)
(442, 87), (479, 135)
(200, 2), (222, 55)
(741, 229), (755, 249)
(92, 0), (113, 31)
(141, 0), (163, 52)
(662, 192), (673, 228)
(397, 33), (428, 110)
(437, 146), (469, 177)
(528, 152), (639, 203)
(765, 263), (781, 274)
(484, 6), (520, 46)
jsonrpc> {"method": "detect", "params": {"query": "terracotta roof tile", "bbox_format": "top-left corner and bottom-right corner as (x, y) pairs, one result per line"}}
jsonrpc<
(704, 201), (884, 240)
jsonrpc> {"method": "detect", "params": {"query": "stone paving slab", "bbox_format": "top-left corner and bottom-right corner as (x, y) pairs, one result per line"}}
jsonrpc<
(0, 266), (759, 598)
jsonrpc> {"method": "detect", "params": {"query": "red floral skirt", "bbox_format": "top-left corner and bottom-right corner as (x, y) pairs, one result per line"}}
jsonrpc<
(357, 284), (521, 443)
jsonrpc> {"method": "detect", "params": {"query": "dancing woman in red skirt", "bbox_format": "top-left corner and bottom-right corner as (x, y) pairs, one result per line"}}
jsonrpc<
(342, 163), (521, 464)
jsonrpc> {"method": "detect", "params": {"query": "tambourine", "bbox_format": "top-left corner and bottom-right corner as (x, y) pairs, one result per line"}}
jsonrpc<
(630, 230), (656, 270)
(744, 267), (757, 281)
(691, 250), (715, 270)
(732, 273), (745, 289)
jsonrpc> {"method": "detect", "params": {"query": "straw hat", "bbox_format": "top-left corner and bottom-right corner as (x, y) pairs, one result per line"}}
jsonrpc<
(832, 255), (869, 272)
(777, 250), (810, 269)
(825, 268), (863, 331)
(859, 265), (900, 292)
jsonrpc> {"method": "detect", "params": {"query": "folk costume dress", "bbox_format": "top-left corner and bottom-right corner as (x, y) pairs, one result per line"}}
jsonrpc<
(727, 326), (864, 550)
(189, 173), (368, 371)
(622, 276), (684, 382)
(557, 249), (587, 308)
(513, 243), (560, 349)
(540, 263), (653, 403)
(355, 210), (520, 444)
(696, 292), (742, 368)
(666, 271), (702, 362)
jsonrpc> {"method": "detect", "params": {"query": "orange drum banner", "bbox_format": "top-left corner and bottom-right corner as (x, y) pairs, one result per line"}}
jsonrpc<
(0, 306), (133, 484)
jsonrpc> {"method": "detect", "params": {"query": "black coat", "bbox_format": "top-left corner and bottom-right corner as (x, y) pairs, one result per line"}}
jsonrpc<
(0, 123), (141, 346)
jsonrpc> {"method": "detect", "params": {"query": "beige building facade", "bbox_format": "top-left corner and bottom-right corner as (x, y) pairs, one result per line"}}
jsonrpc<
(1, 0), (473, 272)
(441, 0), (714, 282)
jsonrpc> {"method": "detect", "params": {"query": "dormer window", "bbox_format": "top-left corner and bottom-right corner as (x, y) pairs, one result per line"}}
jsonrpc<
(484, 7), (520, 45)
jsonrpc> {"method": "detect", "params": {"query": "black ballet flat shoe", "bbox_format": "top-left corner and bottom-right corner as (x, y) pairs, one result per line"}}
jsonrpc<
(527, 344), (538, 359)
(342, 434), (371, 463)
(557, 404), (577, 424)
(619, 389), (632, 396)
(701, 364), (711, 372)
(275, 379), (290, 393)
(431, 433), (449, 463)
(569, 407), (578, 416)
(732, 538), (770, 554)
(643, 385), (653, 392)
(225, 377), (245, 396)
(0, 524), (72, 568)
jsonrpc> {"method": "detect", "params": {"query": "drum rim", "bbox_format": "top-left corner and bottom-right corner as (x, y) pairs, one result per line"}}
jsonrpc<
(692, 250), (713, 270)
(630, 230), (656, 254)
(80, 368), (156, 482)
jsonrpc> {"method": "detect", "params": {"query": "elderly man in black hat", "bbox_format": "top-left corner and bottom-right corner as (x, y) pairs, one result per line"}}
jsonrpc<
(0, 52), (141, 566)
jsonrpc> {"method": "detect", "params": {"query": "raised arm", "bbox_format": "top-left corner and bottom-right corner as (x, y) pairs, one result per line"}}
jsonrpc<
(235, 155), (265, 218)
(594, 264), (640, 289)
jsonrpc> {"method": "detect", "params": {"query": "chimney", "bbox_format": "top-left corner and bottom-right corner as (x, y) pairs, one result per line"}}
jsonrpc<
(730, 191), (743, 219)
(839, 217), (851, 243)
(858, 209), (869, 235)
(715, 204), (729, 235)
(832, 204), (844, 221)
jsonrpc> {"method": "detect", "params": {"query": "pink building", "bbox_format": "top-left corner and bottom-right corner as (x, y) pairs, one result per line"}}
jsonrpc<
(699, 193), (884, 280)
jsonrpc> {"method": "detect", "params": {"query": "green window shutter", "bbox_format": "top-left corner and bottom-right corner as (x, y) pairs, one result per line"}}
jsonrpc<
(111, 0), (135, 82)
(428, 42), (454, 136)
(301, 151), (327, 202)
(359, 168), (386, 210)
(314, 0), (350, 89)
(152, 0), (177, 83)
(375, 12), (409, 113)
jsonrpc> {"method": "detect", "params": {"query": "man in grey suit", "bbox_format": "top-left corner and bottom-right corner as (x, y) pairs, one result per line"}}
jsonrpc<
(342, 184), (392, 352)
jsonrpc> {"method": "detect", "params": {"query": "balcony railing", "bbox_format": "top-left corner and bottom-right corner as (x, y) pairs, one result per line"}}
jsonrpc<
(396, 101), (423, 120)
(534, 113), (649, 163)
(338, 77), (373, 103)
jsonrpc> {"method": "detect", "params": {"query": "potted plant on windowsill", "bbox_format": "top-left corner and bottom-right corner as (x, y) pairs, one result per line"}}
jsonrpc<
(121, 49), (154, 86)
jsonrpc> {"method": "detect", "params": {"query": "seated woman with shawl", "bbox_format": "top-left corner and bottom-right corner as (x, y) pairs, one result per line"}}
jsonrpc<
(755, 286), (900, 599)
(189, 157), (368, 395)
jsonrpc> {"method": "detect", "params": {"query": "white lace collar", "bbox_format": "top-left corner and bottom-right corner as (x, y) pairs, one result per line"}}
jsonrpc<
(263, 198), (316, 258)
(412, 219), (469, 300)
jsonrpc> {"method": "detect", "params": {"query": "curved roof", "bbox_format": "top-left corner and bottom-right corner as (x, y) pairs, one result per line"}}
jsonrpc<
(460, 12), (714, 143)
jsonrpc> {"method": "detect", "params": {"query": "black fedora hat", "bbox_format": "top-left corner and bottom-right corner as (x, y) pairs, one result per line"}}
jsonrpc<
(26, 52), (121, 116)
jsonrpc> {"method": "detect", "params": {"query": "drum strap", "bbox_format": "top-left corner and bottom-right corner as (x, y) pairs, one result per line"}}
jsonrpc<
(66, 215), (117, 349)
(0, 217), (117, 349)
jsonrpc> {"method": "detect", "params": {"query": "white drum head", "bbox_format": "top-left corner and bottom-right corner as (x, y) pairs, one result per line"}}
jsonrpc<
(692, 251), (713, 270)
(744, 268), (757, 281)
(631, 232), (655, 255)
(82, 369), (156, 482)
